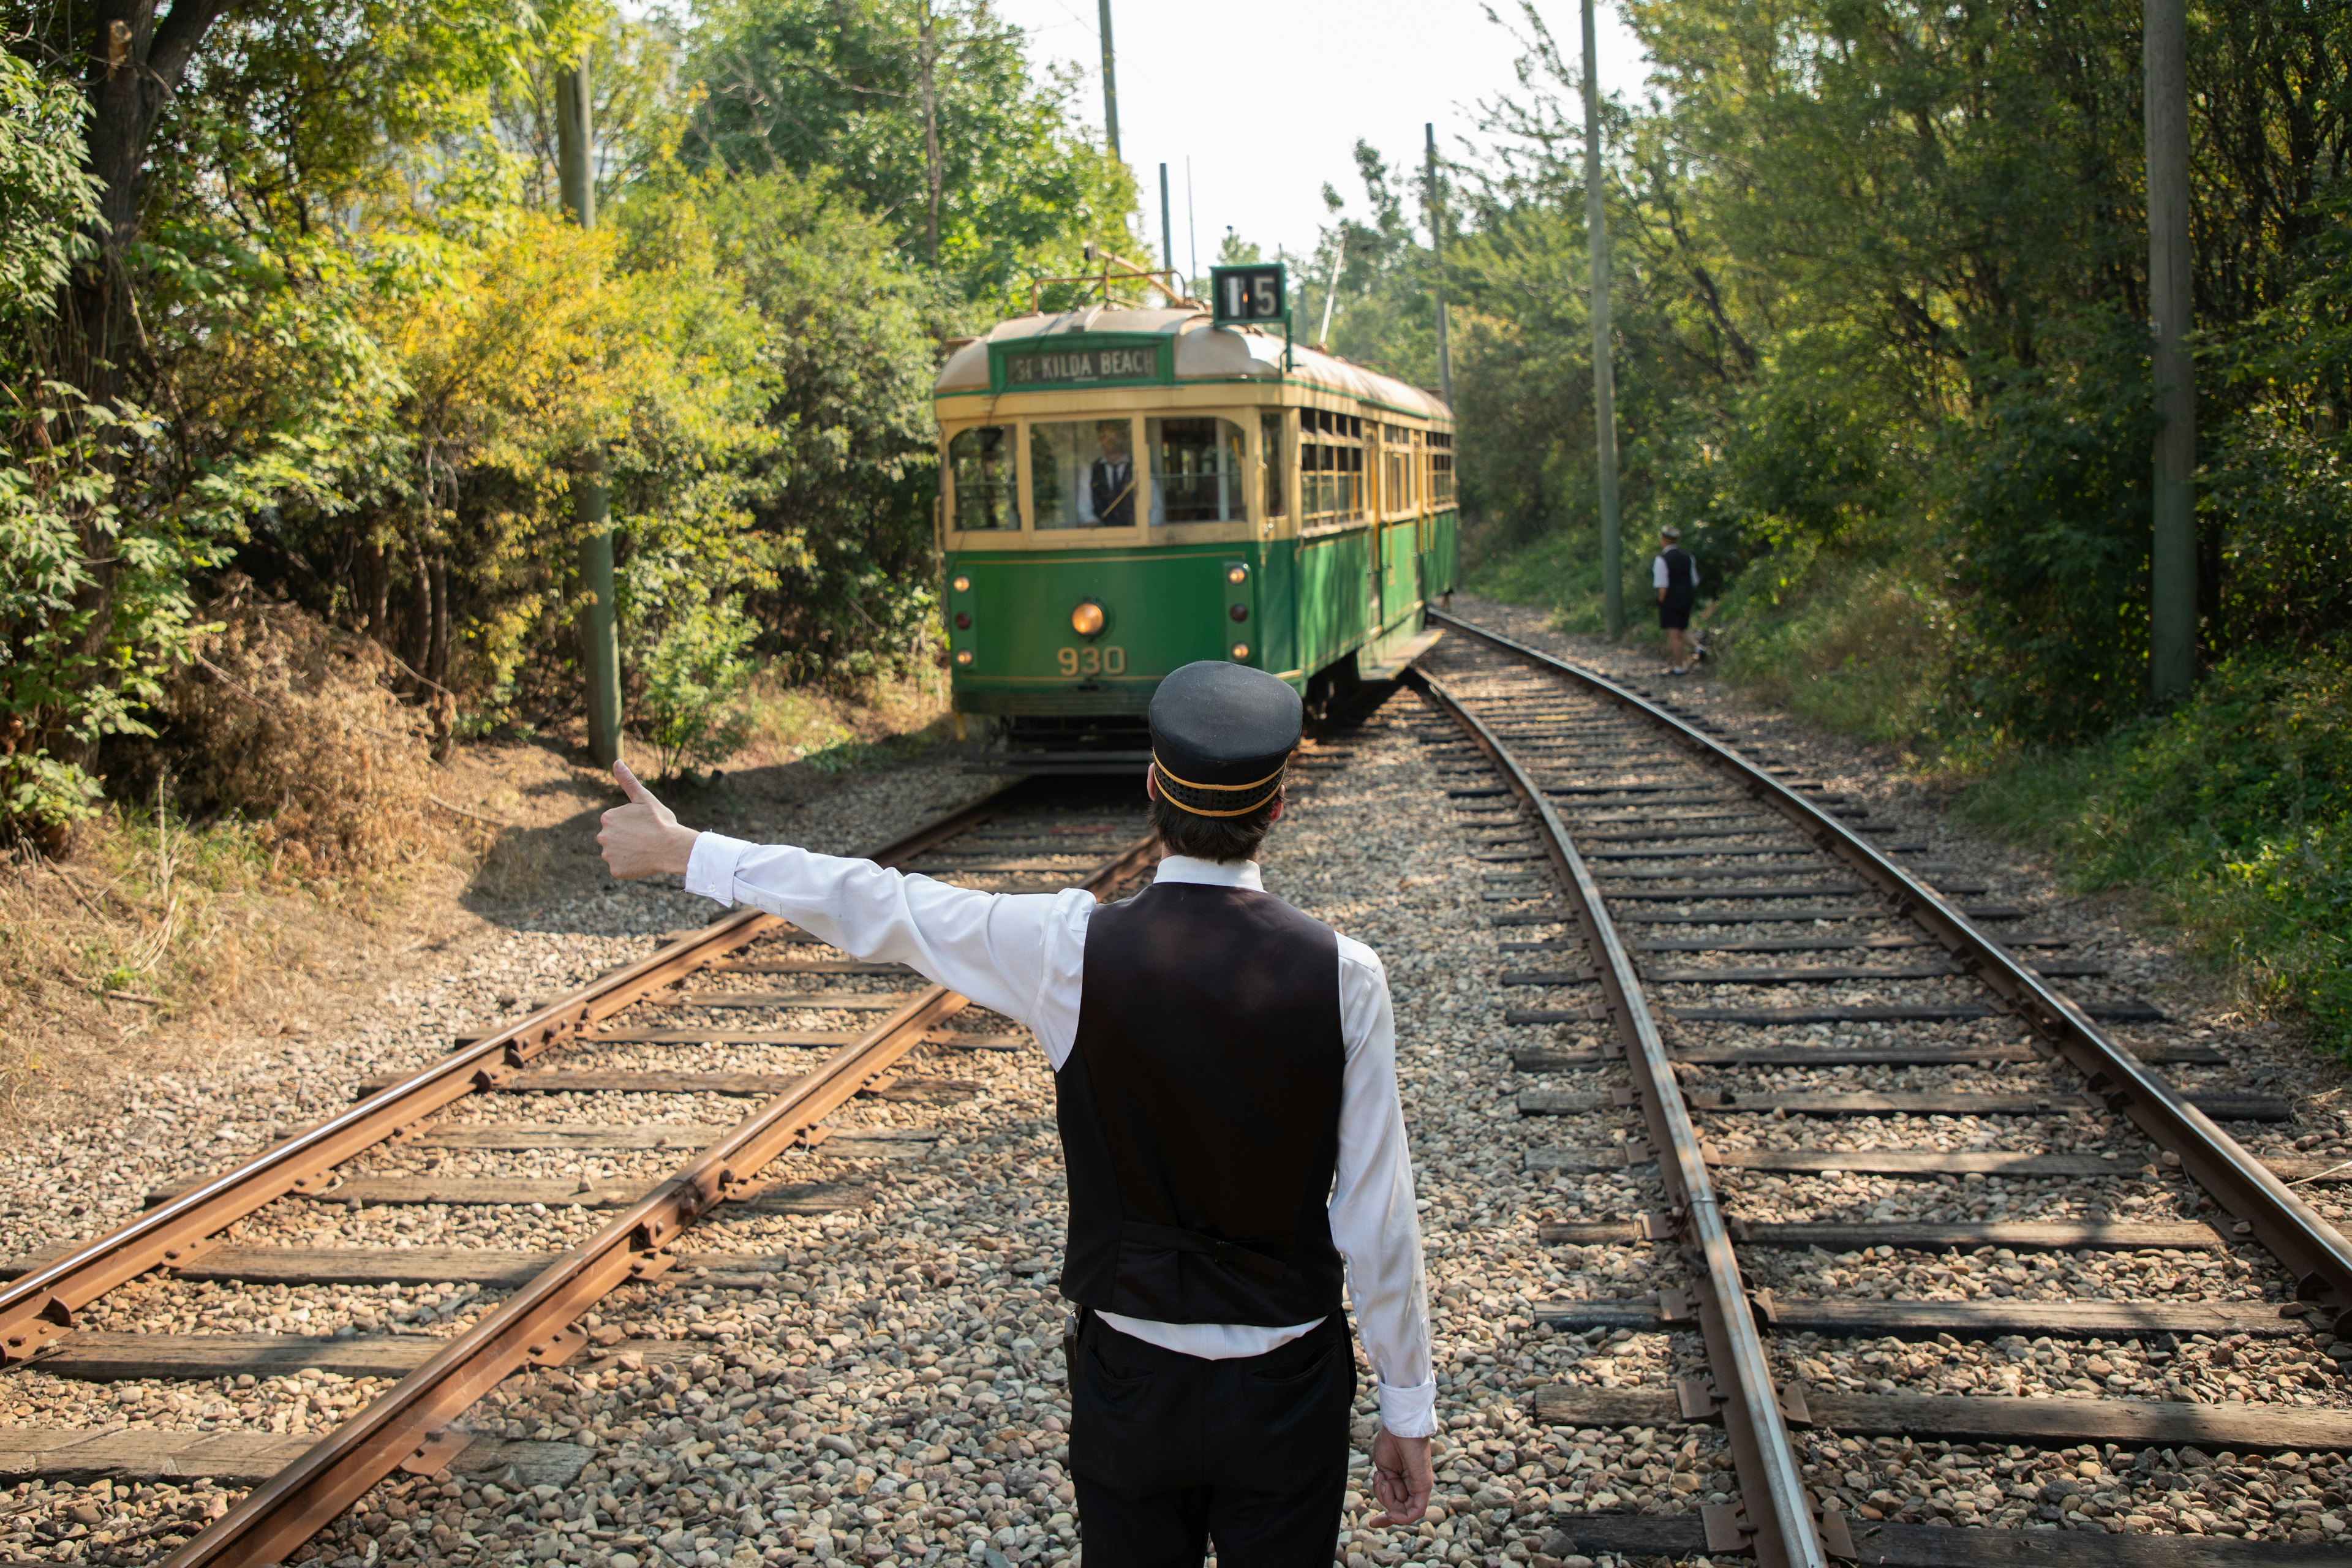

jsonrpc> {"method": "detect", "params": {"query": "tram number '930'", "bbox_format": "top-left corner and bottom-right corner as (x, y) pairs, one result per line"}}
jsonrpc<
(1058, 645), (1126, 676)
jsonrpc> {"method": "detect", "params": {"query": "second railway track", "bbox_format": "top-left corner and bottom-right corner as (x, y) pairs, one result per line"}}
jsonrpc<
(0, 777), (1167, 1564)
(1411, 609), (2352, 1566)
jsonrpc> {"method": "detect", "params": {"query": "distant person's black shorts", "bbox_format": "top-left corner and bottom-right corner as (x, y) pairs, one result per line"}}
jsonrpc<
(1658, 595), (1694, 630)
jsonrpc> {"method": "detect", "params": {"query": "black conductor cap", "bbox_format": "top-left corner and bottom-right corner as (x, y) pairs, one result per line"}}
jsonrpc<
(1148, 661), (1303, 818)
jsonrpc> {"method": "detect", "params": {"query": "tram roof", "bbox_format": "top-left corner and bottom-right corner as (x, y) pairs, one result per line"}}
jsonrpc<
(935, 306), (1452, 421)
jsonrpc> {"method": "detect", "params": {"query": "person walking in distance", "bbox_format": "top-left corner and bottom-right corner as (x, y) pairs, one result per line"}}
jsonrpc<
(597, 661), (1436, 1566)
(1653, 525), (1698, 675)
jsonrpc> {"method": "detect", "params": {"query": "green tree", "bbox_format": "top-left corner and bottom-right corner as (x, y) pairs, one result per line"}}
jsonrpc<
(680, 0), (1135, 306)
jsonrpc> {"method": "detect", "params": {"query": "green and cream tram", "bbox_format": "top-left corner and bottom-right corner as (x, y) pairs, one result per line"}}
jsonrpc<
(933, 304), (1457, 761)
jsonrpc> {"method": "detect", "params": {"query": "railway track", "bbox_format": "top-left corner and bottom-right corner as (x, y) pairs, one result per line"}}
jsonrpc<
(1411, 609), (2352, 1565)
(0, 778), (1163, 1565)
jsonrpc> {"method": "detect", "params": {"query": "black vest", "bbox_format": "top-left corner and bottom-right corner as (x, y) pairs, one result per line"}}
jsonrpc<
(1090, 459), (1136, 527)
(1661, 547), (1695, 596)
(1055, 881), (1346, 1326)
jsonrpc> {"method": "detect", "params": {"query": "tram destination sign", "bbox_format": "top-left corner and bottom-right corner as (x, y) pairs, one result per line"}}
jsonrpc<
(1210, 263), (1286, 325)
(988, 333), (1174, 392)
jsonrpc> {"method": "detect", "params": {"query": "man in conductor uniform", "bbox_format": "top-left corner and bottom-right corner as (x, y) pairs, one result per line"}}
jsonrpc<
(1090, 420), (1139, 527)
(598, 661), (1436, 1564)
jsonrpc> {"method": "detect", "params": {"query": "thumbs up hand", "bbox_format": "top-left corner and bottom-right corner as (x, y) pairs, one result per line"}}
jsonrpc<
(598, 761), (699, 880)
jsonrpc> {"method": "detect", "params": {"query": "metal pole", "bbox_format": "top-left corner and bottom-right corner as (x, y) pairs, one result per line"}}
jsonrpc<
(1425, 123), (1453, 407)
(1096, 0), (1120, 160)
(1159, 162), (1174, 277)
(1582, 0), (1624, 637)
(557, 58), (622, 768)
(2146, 0), (2196, 699)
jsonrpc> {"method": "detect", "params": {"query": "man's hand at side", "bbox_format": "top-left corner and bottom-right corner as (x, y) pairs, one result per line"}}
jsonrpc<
(1370, 1427), (1433, 1526)
(598, 761), (698, 880)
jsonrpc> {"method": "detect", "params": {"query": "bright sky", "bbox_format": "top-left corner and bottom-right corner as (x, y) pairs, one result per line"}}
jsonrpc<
(986, 0), (1652, 266)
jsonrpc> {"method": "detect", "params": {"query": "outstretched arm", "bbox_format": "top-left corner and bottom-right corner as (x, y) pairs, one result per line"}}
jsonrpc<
(597, 763), (1093, 1057)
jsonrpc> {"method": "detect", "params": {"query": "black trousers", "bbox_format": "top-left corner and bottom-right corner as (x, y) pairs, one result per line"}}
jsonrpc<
(1069, 1311), (1355, 1567)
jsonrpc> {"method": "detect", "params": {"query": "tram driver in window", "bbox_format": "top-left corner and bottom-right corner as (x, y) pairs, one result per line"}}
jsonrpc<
(1087, 420), (1139, 527)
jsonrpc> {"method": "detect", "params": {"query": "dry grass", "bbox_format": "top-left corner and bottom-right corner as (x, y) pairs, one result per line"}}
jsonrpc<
(0, 589), (485, 1125)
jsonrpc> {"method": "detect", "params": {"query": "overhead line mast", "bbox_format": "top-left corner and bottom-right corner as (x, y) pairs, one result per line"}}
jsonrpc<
(1097, 0), (1120, 160)
(557, 54), (621, 767)
(1426, 123), (1453, 407)
(2145, 0), (2196, 699)
(1583, 0), (1624, 638)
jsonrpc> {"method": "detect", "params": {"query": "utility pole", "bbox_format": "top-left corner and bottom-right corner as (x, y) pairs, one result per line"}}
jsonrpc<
(921, 1), (941, 263)
(1582, 0), (1624, 637)
(1425, 123), (1453, 407)
(1159, 162), (1174, 278)
(1096, 0), (1120, 160)
(2146, 0), (2196, 699)
(557, 57), (622, 768)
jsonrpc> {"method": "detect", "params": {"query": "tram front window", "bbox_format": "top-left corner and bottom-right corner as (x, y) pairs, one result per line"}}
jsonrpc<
(948, 426), (1018, 530)
(1032, 418), (1139, 529)
(1147, 417), (1245, 524)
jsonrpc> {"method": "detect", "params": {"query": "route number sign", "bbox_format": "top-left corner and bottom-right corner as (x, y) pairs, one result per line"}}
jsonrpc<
(1210, 263), (1286, 325)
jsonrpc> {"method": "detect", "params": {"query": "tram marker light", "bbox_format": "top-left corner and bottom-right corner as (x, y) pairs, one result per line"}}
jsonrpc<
(1226, 565), (1248, 584)
(1229, 605), (1249, 622)
(951, 575), (971, 593)
(954, 650), (973, 666)
(1230, 643), (1250, 660)
(954, 612), (971, 630)
(1071, 601), (1106, 638)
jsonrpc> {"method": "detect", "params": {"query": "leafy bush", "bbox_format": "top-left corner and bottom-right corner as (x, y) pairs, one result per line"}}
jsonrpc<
(1959, 649), (2352, 1054)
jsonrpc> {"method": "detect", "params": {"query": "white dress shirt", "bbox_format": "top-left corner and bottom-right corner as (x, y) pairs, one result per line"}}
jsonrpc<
(682, 836), (1438, 1438)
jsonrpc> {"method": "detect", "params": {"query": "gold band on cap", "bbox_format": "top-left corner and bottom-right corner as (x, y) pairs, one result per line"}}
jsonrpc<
(1152, 752), (1289, 818)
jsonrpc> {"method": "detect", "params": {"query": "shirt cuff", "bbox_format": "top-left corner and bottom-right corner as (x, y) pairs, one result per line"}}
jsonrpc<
(682, 832), (755, 905)
(1376, 1379), (1438, 1439)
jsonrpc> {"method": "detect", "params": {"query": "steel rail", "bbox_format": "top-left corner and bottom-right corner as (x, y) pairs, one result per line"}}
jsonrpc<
(1410, 669), (1835, 1568)
(0, 782), (1035, 1365)
(1430, 608), (2352, 1319)
(168, 825), (1163, 1567)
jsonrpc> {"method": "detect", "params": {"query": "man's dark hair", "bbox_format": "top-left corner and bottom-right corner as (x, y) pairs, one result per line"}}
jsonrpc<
(1148, 788), (1281, 863)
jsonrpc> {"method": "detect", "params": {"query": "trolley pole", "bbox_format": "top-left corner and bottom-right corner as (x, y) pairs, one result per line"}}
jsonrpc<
(1425, 123), (1453, 408)
(1096, 0), (1120, 160)
(1583, 0), (1624, 638)
(1160, 162), (1175, 278)
(2146, 0), (2196, 700)
(558, 58), (622, 767)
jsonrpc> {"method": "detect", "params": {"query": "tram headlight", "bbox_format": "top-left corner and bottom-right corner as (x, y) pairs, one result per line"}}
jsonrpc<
(1231, 643), (1250, 661)
(1226, 565), (1248, 585)
(1071, 600), (1106, 638)
(954, 649), (974, 666)
(951, 575), (971, 593)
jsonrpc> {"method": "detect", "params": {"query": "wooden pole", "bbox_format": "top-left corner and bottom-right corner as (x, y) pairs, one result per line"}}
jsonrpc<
(557, 58), (621, 767)
(1096, 0), (1120, 160)
(2146, 0), (2196, 699)
(921, 1), (941, 264)
(1582, 0), (1623, 636)
(1425, 123), (1453, 407)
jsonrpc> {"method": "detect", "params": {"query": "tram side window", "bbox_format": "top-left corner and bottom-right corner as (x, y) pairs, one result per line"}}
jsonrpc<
(1031, 418), (1139, 529)
(1430, 429), (1455, 505)
(1262, 412), (1286, 517)
(1147, 417), (1245, 524)
(949, 426), (1018, 530)
(1300, 409), (1365, 524)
